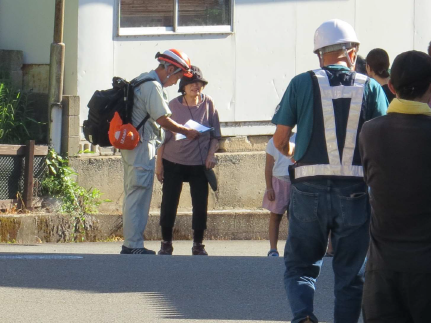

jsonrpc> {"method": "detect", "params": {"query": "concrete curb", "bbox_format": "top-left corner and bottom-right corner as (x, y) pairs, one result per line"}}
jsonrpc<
(0, 210), (288, 243)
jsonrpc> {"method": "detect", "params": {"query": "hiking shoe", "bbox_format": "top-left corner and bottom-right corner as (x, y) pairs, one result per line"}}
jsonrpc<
(192, 243), (208, 256)
(120, 245), (156, 255)
(267, 249), (279, 257)
(158, 241), (173, 255)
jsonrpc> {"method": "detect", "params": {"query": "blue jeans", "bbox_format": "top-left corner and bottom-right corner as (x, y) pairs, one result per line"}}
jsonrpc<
(284, 179), (370, 323)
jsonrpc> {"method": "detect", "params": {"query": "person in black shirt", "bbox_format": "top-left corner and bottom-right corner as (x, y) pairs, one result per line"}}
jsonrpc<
(359, 50), (431, 323)
(355, 55), (367, 74)
(366, 48), (395, 103)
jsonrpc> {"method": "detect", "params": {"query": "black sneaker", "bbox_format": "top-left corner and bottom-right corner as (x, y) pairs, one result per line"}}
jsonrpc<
(158, 241), (173, 255)
(192, 243), (208, 256)
(120, 245), (156, 255)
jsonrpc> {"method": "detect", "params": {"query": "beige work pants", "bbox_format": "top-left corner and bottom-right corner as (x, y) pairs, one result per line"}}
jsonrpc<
(121, 140), (156, 249)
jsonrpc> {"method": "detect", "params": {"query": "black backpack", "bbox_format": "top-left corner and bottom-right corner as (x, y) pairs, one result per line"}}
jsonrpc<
(83, 77), (155, 147)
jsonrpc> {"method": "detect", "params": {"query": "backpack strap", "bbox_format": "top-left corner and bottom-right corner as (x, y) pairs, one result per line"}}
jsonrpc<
(131, 77), (155, 88)
(130, 78), (156, 131)
(136, 114), (150, 131)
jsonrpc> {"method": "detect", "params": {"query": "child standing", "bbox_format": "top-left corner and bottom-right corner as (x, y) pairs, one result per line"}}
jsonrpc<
(262, 135), (295, 257)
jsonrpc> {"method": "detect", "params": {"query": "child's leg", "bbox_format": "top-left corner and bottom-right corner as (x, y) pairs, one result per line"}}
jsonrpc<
(269, 212), (283, 250)
(326, 232), (334, 256)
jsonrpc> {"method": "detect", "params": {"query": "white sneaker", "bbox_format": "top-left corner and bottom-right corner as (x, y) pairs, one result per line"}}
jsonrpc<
(267, 249), (279, 257)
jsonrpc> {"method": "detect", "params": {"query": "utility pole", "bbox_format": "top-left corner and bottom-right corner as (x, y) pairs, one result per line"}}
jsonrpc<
(48, 0), (65, 152)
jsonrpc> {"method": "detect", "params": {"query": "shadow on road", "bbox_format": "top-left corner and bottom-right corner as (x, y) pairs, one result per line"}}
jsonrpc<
(0, 253), (336, 322)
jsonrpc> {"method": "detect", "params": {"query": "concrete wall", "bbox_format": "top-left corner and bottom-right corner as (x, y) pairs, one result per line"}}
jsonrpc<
(0, 50), (50, 143)
(0, 0), (54, 64)
(0, 0), (79, 97)
(0, 50), (23, 88)
(62, 96), (81, 156)
(0, 211), (288, 242)
(22, 65), (50, 93)
(70, 151), (267, 213)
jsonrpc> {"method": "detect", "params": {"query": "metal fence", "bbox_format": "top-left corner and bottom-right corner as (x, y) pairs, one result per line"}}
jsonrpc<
(0, 142), (48, 208)
(0, 155), (46, 200)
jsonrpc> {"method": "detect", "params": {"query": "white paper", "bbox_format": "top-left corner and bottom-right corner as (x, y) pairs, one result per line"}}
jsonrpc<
(175, 119), (212, 140)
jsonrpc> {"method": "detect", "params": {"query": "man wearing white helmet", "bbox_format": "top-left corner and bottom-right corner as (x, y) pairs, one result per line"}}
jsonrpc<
(272, 20), (388, 323)
(120, 49), (200, 255)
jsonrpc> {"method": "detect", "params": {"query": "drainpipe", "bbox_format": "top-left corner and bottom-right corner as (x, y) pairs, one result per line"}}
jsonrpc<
(48, 0), (65, 153)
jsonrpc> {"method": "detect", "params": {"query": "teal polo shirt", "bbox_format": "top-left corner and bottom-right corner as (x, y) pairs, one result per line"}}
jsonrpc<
(271, 65), (388, 161)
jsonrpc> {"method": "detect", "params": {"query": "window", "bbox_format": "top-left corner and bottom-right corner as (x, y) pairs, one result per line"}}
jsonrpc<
(118, 0), (233, 35)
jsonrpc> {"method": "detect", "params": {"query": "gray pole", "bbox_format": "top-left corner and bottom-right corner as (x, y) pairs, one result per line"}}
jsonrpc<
(48, 0), (65, 153)
(173, 0), (178, 32)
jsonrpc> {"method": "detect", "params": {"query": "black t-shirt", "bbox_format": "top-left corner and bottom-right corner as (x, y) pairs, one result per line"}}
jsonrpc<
(382, 84), (396, 103)
(359, 113), (431, 273)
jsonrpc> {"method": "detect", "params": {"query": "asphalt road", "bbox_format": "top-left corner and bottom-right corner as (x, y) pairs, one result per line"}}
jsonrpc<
(0, 241), (362, 323)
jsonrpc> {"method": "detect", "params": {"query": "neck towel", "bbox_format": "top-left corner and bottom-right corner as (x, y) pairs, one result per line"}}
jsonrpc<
(387, 98), (431, 116)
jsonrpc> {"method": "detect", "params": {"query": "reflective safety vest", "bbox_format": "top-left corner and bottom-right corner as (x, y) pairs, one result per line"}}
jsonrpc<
(291, 68), (368, 181)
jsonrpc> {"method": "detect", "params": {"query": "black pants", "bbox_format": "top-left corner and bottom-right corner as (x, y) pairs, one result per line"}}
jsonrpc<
(160, 159), (209, 230)
(362, 270), (431, 323)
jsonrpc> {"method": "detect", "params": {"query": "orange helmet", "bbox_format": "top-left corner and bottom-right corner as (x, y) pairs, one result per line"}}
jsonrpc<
(109, 112), (140, 150)
(156, 49), (192, 77)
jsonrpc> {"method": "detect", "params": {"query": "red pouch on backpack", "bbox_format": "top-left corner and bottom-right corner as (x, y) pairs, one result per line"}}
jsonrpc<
(108, 112), (140, 150)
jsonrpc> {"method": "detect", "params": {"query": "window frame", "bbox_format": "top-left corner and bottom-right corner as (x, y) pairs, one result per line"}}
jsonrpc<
(117, 0), (235, 36)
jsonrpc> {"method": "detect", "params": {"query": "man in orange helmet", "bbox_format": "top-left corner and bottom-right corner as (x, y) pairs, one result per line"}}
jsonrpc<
(120, 49), (200, 255)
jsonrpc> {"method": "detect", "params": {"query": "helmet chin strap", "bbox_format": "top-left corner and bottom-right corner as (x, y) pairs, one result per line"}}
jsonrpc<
(162, 64), (182, 86)
(343, 46), (357, 70)
(319, 50), (324, 68)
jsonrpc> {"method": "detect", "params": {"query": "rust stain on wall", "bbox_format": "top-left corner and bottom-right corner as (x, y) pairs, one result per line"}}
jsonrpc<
(22, 64), (49, 94)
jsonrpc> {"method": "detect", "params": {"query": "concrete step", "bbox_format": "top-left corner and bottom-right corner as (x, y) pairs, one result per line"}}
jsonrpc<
(0, 209), (289, 244)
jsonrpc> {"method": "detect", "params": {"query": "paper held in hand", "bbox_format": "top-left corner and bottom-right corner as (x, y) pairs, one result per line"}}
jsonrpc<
(175, 119), (213, 140)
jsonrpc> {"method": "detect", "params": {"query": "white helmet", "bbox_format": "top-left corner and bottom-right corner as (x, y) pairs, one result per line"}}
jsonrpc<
(313, 19), (360, 54)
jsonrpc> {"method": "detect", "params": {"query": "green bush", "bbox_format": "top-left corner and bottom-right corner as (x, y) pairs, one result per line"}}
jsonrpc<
(0, 81), (45, 144)
(41, 149), (111, 215)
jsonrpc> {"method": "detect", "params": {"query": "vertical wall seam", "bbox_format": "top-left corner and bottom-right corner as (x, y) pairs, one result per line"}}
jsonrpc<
(413, 0), (416, 49)
(355, 0), (357, 31)
(232, 0), (237, 122)
(294, 2), (297, 76)
(113, 0), (117, 77)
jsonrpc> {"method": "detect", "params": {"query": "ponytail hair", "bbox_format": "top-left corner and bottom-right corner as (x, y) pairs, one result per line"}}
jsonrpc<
(366, 48), (391, 78)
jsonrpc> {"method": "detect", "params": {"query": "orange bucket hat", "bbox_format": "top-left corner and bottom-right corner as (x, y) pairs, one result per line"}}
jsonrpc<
(109, 112), (140, 150)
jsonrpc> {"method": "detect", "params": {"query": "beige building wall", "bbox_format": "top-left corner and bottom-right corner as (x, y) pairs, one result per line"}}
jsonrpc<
(2, 0), (430, 137)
